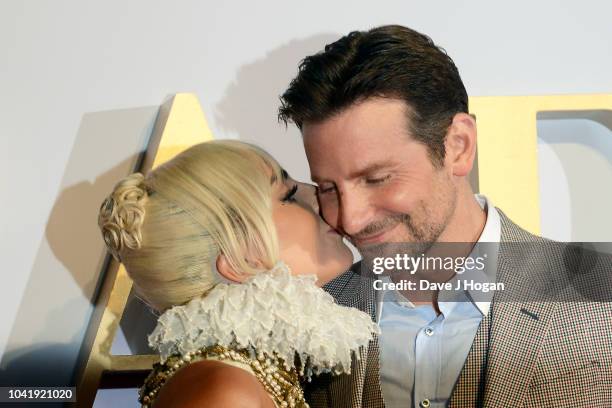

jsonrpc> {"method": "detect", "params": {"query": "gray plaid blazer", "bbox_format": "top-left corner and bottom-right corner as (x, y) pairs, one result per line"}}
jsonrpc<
(305, 210), (612, 407)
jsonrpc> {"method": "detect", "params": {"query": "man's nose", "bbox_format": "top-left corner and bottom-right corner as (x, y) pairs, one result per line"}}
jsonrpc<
(338, 189), (371, 236)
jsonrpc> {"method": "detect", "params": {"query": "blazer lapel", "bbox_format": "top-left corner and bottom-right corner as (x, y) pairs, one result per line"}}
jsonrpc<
(481, 241), (559, 407)
(323, 267), (384, 407)
(448, 312), (492, 407)
(451, 211), (560, 407)
(360, 334), (384, 408)
(327, 339), (371, 407)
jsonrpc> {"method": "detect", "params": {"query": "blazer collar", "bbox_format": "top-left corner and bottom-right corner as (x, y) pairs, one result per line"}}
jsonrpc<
(451, 210), (560, 407)
(322, 265), (383, 406)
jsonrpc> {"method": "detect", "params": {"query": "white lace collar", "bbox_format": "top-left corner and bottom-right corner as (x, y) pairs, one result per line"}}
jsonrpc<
(148, 262), (379, 378)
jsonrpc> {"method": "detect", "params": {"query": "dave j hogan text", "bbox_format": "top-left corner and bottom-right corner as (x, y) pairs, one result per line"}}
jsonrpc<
(373, 279), (505, 293)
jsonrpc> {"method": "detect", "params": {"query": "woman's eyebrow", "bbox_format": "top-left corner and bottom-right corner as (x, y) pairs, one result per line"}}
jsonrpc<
(270, 168), (289, 184)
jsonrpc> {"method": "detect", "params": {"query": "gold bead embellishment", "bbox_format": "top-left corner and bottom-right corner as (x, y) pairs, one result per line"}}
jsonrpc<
(139, 345), (308, 408)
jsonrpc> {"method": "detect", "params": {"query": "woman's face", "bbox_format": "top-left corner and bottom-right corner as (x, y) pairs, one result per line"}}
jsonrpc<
(271, 170), (353, 285)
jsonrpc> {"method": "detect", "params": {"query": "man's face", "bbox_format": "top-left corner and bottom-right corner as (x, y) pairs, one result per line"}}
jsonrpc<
(303, 97), (457, 255)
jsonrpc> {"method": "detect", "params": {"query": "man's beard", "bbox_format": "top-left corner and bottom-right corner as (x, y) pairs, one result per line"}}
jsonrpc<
(357, 212), (444, 261)
(355, 193), (457, 278)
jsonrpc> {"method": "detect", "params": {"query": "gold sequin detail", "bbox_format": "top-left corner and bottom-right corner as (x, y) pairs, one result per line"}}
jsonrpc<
(139, 345), (308, 408)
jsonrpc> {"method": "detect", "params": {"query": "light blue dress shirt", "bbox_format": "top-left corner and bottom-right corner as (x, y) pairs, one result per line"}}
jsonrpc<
(377, 195), (501, 408)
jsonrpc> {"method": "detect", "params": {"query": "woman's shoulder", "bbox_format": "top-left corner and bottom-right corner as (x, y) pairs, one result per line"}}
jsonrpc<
(152, 359), (274, 408)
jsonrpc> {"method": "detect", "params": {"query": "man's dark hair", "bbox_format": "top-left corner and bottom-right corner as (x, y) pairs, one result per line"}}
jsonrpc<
(278, 25), (468, 166)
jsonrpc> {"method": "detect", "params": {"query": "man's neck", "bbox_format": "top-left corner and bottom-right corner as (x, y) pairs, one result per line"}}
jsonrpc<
(439, 190), (487, 244)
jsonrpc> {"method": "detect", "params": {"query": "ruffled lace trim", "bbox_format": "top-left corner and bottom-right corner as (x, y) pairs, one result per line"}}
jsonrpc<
(148, 262), (379, 378)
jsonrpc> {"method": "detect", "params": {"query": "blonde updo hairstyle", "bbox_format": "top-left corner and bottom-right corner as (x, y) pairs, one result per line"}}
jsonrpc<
(98, 140), (283, 311)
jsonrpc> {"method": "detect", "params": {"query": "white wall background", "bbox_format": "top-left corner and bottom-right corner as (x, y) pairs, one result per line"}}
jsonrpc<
(1, 0), (611, 404)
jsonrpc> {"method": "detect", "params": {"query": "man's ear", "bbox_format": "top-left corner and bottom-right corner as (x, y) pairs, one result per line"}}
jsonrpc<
(216, 254), (247, 283)
(444, 112), (477, 177)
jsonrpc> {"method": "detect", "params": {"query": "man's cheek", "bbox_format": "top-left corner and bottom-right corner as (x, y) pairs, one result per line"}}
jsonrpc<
(320, 204), (338, 228)
(378, 187), (413, 213)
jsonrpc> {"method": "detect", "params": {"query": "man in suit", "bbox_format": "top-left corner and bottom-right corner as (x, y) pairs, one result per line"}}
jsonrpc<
(279, 25), (612, 407)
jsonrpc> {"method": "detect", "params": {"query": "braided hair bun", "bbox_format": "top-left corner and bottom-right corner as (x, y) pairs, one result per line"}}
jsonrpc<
(98, 173), (148, 261)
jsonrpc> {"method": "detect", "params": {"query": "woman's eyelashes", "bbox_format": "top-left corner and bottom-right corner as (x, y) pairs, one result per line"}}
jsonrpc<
(282, 184), (298, 203)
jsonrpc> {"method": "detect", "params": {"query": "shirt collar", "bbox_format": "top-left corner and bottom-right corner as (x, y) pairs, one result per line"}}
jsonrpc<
(475, 194), (501, 247)
(437, 194), (500, 316)
(468, 194), (501, 316)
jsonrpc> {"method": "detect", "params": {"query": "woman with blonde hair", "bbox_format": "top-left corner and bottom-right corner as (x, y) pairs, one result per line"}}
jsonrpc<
(98, 140), (378, 407)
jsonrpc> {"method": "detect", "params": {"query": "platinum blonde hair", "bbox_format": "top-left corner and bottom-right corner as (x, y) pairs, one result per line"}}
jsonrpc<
(98, 140), (283, 311)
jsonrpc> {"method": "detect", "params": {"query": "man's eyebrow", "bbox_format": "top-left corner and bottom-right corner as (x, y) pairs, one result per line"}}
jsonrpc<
(310, 175), (325, 184)
(312, 163), (393, 184)
(348, 163), (392, 179)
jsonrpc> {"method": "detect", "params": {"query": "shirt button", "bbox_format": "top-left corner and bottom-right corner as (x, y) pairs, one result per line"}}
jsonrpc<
(420, 399), (431, 408)
(424, 327), (434, 336)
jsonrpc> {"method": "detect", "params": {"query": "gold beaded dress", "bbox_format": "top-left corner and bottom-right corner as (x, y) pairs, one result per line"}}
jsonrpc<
(139, 262), (379, 407)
